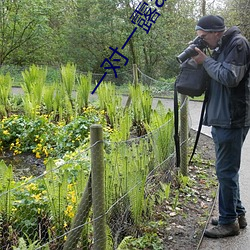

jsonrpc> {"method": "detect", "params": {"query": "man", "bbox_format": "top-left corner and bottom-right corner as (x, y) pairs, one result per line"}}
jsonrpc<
(192, 15), (250, 238)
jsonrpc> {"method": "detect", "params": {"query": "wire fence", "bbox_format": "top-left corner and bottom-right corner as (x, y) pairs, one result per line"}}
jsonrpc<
(0, 65), (191, 249)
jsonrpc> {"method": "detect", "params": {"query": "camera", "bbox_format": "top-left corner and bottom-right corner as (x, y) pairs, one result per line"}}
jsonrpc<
(176, 36), (208, 64)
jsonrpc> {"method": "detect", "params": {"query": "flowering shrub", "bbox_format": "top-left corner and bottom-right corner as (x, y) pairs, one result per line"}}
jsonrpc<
(0, 106), (105, 158)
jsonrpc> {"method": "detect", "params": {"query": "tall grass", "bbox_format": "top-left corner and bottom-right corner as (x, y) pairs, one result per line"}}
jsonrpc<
(76, 72), (92, 112)
(129, 84), (153, 135)
(61, 63), (76, 103)
(145, 100), (175, 163)
(0, 73), (12, 116)
(97, 82), (122, 128)
(21, 65), (47, 118)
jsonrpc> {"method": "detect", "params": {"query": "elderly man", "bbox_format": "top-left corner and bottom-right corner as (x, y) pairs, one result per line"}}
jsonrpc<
(192, 15), (250, 238)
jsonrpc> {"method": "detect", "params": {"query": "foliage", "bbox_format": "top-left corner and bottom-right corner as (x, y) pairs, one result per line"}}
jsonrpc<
(0, 0), (227, 78)
(0, 150), (91, 249)
(97, 81), (123, 128)
(21, 65), (47, 118)
(0, 108), (102, 158)
(145, 100), (175, 163)
(0, 161), (15, 222)
(0, 77), (178, 248)
(117, 233), (163, 250)
(0, 73), (12, 117)
(129, 83), (153, 136)
(76, 71), (92, 110)
(0, 0), (52, 65)
(61, 63), (76, 102)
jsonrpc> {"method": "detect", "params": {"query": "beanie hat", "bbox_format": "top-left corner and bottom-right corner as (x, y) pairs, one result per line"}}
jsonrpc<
(195, 15), (225, 32)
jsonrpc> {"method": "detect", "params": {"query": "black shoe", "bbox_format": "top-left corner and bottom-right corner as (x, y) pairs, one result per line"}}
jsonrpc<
(211, 214), (247, 229)
(204, 222), (240, 238)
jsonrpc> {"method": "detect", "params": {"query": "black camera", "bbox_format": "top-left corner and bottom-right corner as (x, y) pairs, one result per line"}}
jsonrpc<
(176, 36), (208, 64)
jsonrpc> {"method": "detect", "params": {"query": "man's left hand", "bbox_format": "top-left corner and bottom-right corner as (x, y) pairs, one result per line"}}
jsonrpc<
(192, 47), (207, 64)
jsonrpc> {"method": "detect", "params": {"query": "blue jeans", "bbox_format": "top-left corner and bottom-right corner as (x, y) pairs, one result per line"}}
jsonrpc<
(211, 126), (249, 225)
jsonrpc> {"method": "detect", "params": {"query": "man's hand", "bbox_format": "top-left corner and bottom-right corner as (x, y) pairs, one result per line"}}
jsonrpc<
(192, 47), (207, 64)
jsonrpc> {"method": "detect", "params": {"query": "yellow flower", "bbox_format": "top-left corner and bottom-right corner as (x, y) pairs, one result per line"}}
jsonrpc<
(12, 207), (17, 212)
(10, 143), (14, 150)
(36, 152), (41, 159)
(26, 183), (37, 191)
(71, 195), (76, 204)
(65, 205), (74, 218)
(3, 130), (9, 135)
(32, 193), (42, 201)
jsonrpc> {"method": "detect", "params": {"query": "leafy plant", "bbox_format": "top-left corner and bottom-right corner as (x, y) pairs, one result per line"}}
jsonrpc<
(0, 161), (15, 222)
(129, 83), (153, 127)
(97, 81), (122, 128)
(76, 72), (92, 111)
(145, 100), (174, 163)
(21, 65), (47, 118)
(60, 63), (76, 103)
(0, 73), (12, 117)
(43, 84), (56, 114)
(117, 233), (163, 250)
(13, 236), (43, 250)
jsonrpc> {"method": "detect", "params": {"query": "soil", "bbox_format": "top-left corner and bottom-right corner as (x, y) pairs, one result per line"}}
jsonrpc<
(0, 152), (45, 180)
(158, 130), (217, 250)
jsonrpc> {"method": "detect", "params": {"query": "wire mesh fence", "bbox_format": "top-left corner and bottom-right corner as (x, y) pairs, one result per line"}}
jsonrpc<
(0, 117), (190, 249)
(0, 65), (191, 249)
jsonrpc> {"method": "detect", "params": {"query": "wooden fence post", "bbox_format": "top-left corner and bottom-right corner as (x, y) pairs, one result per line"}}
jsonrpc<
(91, 124), (106, 250)
(180, 94), (188, 176)
(125, 64), (138, 109)
(133, 64), (138, 86)
(63, 175), (92, 250)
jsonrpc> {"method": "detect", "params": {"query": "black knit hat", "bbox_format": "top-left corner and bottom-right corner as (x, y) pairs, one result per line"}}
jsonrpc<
(195, 15), (225, 32)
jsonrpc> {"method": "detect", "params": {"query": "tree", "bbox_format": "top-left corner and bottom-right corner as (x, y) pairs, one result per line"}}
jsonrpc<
(220, 0), (250, 39)
(0, 0), (49, 65)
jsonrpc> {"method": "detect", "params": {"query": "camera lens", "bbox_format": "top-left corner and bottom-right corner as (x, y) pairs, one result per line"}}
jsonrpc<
(176, 44), (198, 63)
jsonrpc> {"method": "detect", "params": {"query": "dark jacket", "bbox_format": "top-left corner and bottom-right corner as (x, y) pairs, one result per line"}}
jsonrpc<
(203, 26), (250, 128)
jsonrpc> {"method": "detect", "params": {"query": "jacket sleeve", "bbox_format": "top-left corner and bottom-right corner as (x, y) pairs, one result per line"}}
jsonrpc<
(203, 38), (250, 87)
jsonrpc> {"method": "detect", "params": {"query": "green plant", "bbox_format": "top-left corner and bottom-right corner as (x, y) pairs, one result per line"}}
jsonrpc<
(12, 176), (49, 241)
(105, 136), (153, 231)
(0, 161), (15, 222)
(13, 238), (39, 250)
(109, 109), (132, 141)
(145, 100), (174, 163)
(43, 84), (56, 114)
(76, 72), (92, 111)
(60, 63), (76, 102)
(97, 82), (122, 128)
(0, 73), (12, 117)
(172, 190), (180, 210)
(117, 233), (163, 250)
(129, 83), (153, 126)
(178, 173), (191, 189)
(21, 65), (47, 118)
(157, 182), (171, 204)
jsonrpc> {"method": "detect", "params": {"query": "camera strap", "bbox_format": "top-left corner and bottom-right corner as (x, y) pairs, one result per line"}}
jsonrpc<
(189, 91), (208, 164)
(174, 85), (208, 168)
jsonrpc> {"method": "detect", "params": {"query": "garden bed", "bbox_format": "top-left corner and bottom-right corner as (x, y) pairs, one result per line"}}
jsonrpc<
(160, 130), (217, 250)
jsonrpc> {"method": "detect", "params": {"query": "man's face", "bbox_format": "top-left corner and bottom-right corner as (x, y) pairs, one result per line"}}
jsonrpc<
(196, 30), (222, 49)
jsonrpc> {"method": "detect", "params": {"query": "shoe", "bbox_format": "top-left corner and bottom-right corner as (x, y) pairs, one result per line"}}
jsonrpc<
(204, 222), (240, 238)
(211, 214), (247, 229)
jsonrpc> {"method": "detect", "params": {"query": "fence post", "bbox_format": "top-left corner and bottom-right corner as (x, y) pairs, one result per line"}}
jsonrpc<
(133, 64), (138, 86)
(180, 94), (188, 176)
(125, 64), (138, 109)
(91, 124), (106, 250)
(63, 175), (92, 250)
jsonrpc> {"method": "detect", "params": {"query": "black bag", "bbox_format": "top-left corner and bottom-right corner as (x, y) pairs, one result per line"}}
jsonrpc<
(175, 58), (209, 97)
